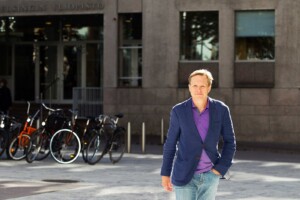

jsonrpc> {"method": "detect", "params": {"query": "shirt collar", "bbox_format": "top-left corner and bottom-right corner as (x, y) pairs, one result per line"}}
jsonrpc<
(192, 99), (209, 110)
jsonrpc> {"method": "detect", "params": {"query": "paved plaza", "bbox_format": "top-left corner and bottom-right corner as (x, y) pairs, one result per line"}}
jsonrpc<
(0, 146), (300, 200)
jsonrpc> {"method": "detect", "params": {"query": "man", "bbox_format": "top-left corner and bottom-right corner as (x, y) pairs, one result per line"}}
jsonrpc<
(161, 69), (236, 200)
(0, 78), (12, 114)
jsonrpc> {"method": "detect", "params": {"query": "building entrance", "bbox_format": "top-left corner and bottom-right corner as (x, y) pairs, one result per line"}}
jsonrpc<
(14, 43), (88, 103)
(37, 44), (84, 102)
(0, 14), (103, 103)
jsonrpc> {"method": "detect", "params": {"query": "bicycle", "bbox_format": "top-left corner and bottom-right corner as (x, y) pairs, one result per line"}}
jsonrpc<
(8, 102), (40, 160)
(86, 113), (126, 165)
(0, 125), (6, 157)
(0, 113), (10, 157)
(0, 113), (21, 158)
(73, 115), (96, 163)
(49, 109), (94, 164)
(25, 103), (66, 163)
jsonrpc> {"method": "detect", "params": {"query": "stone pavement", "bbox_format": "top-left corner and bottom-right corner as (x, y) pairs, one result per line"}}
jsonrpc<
(0, 146), (300, 200)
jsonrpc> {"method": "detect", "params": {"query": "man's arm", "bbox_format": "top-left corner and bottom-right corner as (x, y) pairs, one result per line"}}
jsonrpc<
(161, 108), (180, 176)
(214, 106), (236, 176)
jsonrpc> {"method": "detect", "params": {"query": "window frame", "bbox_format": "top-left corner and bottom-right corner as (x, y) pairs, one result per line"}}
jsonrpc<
(234, 10), (275, 88)
(234, 10), (275, 61)
(118, 13), (143, 88)
(180, 11), (219, 61)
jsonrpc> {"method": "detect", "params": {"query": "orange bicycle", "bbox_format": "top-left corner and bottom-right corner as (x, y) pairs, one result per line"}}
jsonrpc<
(8, 102), (40, 160)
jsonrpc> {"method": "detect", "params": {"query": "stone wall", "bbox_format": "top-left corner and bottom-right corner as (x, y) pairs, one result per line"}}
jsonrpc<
(103, 0), (300, 148)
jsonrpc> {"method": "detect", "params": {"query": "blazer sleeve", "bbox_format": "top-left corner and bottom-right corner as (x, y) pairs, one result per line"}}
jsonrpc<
(161, 108), (180, 176)
(213, 105), (236, 175)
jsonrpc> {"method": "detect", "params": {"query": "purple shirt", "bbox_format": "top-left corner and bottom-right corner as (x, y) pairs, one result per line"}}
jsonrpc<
(192, 100), (213, 173)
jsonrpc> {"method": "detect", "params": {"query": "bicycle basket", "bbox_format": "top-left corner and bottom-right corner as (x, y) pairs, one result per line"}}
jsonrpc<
(44, 112), (66, 133)
(103, 118), (116, 134)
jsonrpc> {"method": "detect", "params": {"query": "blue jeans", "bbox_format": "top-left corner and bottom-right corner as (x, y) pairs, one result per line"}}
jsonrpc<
(174, 171), (220, 200)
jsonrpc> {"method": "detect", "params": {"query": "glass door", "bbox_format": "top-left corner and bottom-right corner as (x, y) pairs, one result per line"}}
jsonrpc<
(14, 45), (35, 101)
(37, 44), (83, 102)
(14, 43), (87, 102)
(62, 45), (83, 100)
(38, 45), (58, 101)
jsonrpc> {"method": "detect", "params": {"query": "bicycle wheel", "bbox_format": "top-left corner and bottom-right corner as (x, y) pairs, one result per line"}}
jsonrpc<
(26, 128), (51, 163)
(86, 130), (108, 165)
(8, 134), (31, 160)
(109, 127), (126, 164)
(81, 130), (94, 163)
(6, 126), (20, 159)
(50, 129), (81, 164)
(0, 130), (8, 157)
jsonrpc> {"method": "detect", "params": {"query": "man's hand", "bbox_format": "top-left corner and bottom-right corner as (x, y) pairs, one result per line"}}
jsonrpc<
(211, 168), (221, 176)
(161, 176), (173, 192)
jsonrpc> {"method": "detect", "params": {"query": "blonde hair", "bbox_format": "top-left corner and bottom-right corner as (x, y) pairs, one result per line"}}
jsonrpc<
(188, 69), (214, 86)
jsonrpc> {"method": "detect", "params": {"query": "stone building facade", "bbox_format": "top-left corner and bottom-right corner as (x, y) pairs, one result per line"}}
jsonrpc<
(1, 0), (300, 149)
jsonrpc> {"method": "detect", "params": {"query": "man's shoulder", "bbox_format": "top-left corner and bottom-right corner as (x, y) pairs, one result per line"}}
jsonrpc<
(173, 98), (191, 110)
(209, 97), (229, 109)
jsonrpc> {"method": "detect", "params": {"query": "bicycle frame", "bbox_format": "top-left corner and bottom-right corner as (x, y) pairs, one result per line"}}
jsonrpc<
(17, 102), (40, 147)
(85, 113), (125, 165)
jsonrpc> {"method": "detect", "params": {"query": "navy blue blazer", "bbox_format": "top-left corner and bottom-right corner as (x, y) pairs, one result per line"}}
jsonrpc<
(161, 97), (236, 186)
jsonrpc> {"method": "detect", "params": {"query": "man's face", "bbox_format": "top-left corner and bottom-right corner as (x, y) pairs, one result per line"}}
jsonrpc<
(188, 75), (211, 102)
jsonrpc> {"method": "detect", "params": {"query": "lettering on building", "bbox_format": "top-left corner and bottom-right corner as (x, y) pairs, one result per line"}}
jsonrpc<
(55, 3), (104, 11)
(0, 1), (104, 14)
(1, 5), (46, 13)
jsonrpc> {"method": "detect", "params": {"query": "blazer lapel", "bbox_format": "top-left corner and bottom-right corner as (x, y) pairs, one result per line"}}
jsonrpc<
(185, 98), (203, 142)
(206, 97), (217, 141)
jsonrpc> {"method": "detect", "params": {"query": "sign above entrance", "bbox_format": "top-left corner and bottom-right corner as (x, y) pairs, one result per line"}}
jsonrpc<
(55, 2), (104, 12)
(0, 0), (104, 15)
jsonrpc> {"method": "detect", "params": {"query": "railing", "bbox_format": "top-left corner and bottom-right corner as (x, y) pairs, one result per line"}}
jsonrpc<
(72, 87), (103, 118)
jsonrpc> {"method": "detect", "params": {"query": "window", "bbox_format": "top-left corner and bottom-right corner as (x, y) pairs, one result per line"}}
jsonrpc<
(62, 15), (103, 42)
(0, 15), (103, 101)
(118, 13), (142, 87)
(235, 11), (275, 60)
(234, 11), (275, 88)
(180, 11), (219, 61)
(0, 15), (103, 42)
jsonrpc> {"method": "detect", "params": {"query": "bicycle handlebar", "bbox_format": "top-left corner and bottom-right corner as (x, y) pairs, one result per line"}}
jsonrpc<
(96, 113), (124, 125)
(42, 103), (63, 113)
(42, 103), (55, 112)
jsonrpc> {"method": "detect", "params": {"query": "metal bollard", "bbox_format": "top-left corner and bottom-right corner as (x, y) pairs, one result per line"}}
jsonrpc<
(142, 122), (146, 153)
(127, 122), (131, 153)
